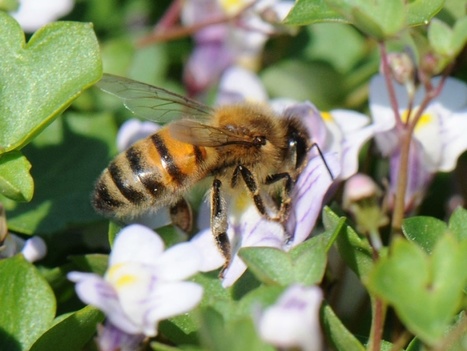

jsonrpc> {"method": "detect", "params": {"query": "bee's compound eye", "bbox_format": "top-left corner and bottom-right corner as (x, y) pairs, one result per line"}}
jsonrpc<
(254, 136), (267, 146)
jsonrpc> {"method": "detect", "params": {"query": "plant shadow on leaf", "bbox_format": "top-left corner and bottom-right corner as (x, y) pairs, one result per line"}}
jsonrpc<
(2, 111), (117, 261)
(0, 328), (21, 351)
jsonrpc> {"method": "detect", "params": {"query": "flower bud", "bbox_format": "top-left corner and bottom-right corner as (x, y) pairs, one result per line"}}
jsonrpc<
(343, 174), (387, 250)
(384, 52), (415, 86)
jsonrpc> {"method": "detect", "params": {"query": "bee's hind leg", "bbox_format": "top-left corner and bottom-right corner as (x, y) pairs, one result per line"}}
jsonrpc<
(211, 178), (231, 278)
(170, 198), (193, 233)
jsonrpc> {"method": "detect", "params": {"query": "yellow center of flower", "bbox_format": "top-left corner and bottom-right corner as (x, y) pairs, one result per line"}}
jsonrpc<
(321, 111), (333, 121)
(219, 0), (250, 15)
(400, 110), (433, 130)
(107, 263), (137, 288)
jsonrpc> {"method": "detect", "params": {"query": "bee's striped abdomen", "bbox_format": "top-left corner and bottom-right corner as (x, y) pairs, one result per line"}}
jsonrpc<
(92, 127), (209, 219)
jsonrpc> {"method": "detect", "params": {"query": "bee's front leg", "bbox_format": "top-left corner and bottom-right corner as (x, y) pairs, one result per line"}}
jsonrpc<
(211, 178), (231, 278)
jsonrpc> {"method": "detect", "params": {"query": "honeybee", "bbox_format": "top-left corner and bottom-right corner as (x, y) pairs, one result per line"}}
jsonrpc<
(93, 74), (322, 273)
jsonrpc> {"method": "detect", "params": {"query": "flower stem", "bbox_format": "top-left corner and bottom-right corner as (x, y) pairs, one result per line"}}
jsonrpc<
(137, 1), (256, 46)
(368, 296), (386, 351)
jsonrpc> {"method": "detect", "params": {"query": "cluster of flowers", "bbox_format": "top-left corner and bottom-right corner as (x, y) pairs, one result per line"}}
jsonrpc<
(7, 0), (467, 350)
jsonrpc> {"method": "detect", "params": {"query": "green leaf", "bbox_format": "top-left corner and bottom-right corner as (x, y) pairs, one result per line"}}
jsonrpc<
(301, 0), (405, 39)
(428, 17), (467, 58)
(0, 12), (102, 154)
(0, 0), (19, 12)
(198, 307), (273, 351)
(69, 254), (109, 276)
(288, 233), (329, 285)
(324, 207), (373, 279)
(240, 228), (337, 286)
(451, 17), (467, 56)
(284, 0), (347, 25)
(428, 19), (454, 55)
(366, 236), (467, 346)
(407, 0), (444, 26)
(239, 247), (292, 286)
(3, 112), (118, 234)
(29, 306), (104, 351)
(0, 255), (56, 351)
(402, 216), (447, 253)
(448, 207), (467, 241)
(304, 23), (368, 74)
(0, 150), (33, 202)
(261, 60), (344, 110)
(321, 303), (365, 351)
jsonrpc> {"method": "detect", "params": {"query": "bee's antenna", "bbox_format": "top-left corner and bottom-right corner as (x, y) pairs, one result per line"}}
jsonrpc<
(310, 143), (335, 181)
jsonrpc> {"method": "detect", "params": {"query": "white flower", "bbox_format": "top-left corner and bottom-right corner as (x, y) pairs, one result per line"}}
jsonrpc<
(68, 224), (203, 339)
(182, 0), (294, 95)
(11, 0), (74, 32)
(116, 119), (160, 153)
(370, 74), (467, 209)
(192, 193), (287, 287)
(0, 234), (47, 262)
(258, 284), (323, 351)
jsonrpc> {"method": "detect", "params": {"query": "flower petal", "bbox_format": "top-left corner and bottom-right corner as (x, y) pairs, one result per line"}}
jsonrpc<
(97, 322), (145, 351)
(155, 242), (202, 281)
(110, 224), (164, 267)
(438, 109), (467, 171)
(287, 152), (340, 246)
(68, 272), (142, 334)
(21, 236), (47, 262)
(117, 119), (160, 152)
(190, 228), (225, 272)
(258, 285), (323, 351)
(144, 282), (203, 335)
(11, 0), (74, 32)
(217, 66), (269, 104)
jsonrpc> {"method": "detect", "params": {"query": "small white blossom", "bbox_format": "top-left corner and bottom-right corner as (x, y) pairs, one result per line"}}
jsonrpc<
(182, 0), (294, 95)
(68, 224), (203, 342)
(370, 74), (467, 210)
(0, 234), (47, 262)
(116, 119), (160, 153)
(258, 285), (323, 351)
(11, 0), (74, 32)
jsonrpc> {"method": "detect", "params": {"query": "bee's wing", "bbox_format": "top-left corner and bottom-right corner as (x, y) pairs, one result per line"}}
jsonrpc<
(169, 120), (254, 147)
(97, 74), (214, 123)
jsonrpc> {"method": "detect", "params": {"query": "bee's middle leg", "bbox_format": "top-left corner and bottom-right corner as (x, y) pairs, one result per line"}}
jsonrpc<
(211, 178), (231, 277)
(265, 172), (293, 222)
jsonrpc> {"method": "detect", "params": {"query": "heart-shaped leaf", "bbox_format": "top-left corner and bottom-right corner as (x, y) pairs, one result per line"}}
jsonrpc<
(0, 255), (56, 351)
(239, 228), (337, 286)
(402, 216), (447, 253)
(366, 235), (467, 346)
(0, 12), (102, 153)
